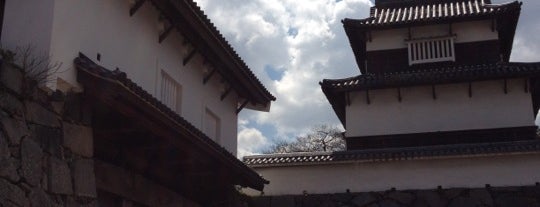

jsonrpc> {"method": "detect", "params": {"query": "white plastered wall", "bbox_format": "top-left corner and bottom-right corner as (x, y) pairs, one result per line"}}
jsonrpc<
(246, 153), (540, 196)
(346, 79), (534, 137)
(366, 20), (498, 51)
(1, 0), (239, 155)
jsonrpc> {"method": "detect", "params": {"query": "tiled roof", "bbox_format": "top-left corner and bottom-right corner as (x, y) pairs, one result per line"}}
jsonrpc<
(75, 53), (268, 189)
(321, 62), (540, 91)
(343, 0), (521, 28)
(244, 140), (540, 167)
(150, 0), (275, 104)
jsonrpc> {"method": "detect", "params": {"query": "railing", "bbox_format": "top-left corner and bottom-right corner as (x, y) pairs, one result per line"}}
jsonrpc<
(407, 36), (455, 65)
(160, 71), (181, 112)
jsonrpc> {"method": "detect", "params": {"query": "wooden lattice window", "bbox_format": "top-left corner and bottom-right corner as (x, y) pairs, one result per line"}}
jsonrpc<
(407, 36), (456, 65)
(160, 71), (182, 113)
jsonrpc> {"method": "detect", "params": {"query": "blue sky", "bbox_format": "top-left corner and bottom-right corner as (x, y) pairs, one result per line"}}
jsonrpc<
(193, 0), (540, 157)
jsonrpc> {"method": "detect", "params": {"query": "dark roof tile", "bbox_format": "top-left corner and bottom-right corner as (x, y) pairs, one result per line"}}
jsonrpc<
(245, 140), (540, 167)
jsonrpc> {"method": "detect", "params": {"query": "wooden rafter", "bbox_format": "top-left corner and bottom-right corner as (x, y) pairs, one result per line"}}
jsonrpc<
(220, 86), (232, 101)
(159, 25), (174, 43)
(203, 68), (216, 84)
(504, 79), (508, 94)
(236, 100), (249, 114)
(366, 90), (371, 104)
(525, 79), (529, 93)
(129, 0), (146, 16)
(183, 49), (197, 65)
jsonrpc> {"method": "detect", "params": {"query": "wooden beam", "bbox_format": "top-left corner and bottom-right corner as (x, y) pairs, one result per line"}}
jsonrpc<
(183, 49), (197, 65)
(203, 68), (216, 84)
(432, 85), (437, 100)
(159, 25), (174, 43)
(504, 79), (508, 94)
(129, 0), (146, 16)
(236, 100), (249, 114)
(468, 82), (472, 98)
(346, 92), (351, 106)
(366, 90), (371, 105)
(220, 87), (232, 101)
(397, 87), (402, 102)
(525, 79), (529, 93)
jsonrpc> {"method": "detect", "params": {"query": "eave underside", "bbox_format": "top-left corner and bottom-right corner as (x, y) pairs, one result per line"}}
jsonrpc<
(75, 54), (267, 205)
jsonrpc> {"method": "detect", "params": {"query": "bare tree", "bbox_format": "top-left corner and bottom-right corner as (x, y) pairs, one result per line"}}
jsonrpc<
(265, 125), (345, 153)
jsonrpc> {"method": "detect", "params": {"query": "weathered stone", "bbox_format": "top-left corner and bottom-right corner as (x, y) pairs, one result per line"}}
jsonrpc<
(469, 189), (493, 206)
(1, 116), (28, 145)
(0, 92), (24, 116)
(48, 157), (73, 195)
(351, 193), (377, 207)
(333, 193), (354, 203)
(29, 187), (53, 207)
(63, 122), (93, 157)
(25, 101), (60, 127)
(272, 196), (296, 207)
(66, 197), (97, 207)
(495, 195), (539, 207)
(387, 191), (415, 204)
(21, 137), (43, 186)
(251, 196), (271, 207)
(29, 124), (62, 156)
(378, 199), (401, 207)
(448, 196), (481, 207)
(63, 94), (91, 125)
(51, 101), (64, 115)
(0, 64), (23, 94)
(0, 131), (9, 157)
(416, 191), (446, 207)
(444, 188), (464, 200)
(0, 178), (28, 206)
(0, 157), (20, 182)
(72, 159), (97, 198)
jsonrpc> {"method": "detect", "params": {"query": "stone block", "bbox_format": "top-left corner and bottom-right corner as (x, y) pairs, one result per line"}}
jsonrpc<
(48, 157), (73, 195)
(0, 64), (23, 94)
(251, 196), (271, 207)
(21, 138), (43, 186)
(378, 199), (400, 207)
(0, 92), (24, 116)
(416, 191), (446, 207)
(0, 157), (20, 182)
(0, 178), (28, 206)
(271, 196), (296, 207)
(63, 122), (93, 157)
(387, 191), (415, 204)
(29, 187), (53, 207)
(25, 101), (60, 127)
(469, 189), (493, 206)
(351, 193), (377, 206)
(494, 195), (538, 207)
(72, 159), (97, 198)
(448, 196), (480, 207)
(1, 116), (28, 145)
(29, 124), (62, 156)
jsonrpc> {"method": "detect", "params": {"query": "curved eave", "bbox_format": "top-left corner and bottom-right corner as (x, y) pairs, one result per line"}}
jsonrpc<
(75, 53), (268, 191)
(342, 1), (522, 74)
(150, 0), (275, 107)
(321, 62), (540, 125)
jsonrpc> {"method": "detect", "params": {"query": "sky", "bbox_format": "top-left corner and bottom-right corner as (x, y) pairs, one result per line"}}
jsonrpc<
(192, 0), (540, 158)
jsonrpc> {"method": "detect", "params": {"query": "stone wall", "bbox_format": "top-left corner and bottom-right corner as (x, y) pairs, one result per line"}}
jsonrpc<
(0, 62), (96, 206)
(249, 185), (540, 207)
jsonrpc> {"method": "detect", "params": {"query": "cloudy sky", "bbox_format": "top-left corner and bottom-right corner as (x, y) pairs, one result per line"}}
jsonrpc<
(192, 0), (540, 158)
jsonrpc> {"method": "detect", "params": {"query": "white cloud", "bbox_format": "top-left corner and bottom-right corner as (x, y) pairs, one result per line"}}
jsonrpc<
(237, 124), (270, 158)
(193, 0), (540, 154)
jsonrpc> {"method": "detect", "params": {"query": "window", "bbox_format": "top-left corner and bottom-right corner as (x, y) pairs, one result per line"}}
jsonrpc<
(160, 70), (182, 113)
(407, 36), (455, 65)
(204, 108), (220, 143)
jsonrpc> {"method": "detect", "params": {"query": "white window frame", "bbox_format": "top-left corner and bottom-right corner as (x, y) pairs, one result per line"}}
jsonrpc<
(406, 35), (456, 65)
(159, 70), (182, 114)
